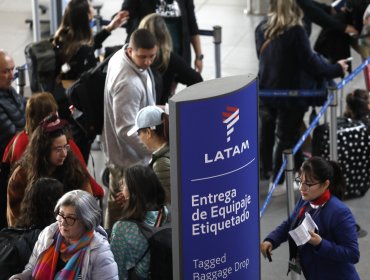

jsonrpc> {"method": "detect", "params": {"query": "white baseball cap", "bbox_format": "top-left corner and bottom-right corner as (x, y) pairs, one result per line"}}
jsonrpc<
(127, 106), (164, 136)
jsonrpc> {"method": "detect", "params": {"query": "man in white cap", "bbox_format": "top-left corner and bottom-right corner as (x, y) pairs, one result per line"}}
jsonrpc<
(127, 105), (171, 203)
(102, 29), (158, 229)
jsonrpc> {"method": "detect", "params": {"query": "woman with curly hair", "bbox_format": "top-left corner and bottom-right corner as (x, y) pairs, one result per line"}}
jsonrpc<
(2, 92), (104, 198)
(6, 113), (92, 226)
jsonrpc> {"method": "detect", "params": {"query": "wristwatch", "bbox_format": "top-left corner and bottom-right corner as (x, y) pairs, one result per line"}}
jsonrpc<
(196, 54), (204, 61)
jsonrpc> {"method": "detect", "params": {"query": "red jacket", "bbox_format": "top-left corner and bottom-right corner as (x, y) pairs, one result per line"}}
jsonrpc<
(2, 131), (104, 198)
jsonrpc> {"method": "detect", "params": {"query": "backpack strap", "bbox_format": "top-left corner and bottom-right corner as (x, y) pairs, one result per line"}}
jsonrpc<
(128, 208), (167, 273)
(154, 206), (164, 228)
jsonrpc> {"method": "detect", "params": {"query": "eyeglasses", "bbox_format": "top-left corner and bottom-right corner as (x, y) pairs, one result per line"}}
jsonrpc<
(56, 212), (78, 226)
(52, 144), (71, 153)
(294, 177), (321, 189)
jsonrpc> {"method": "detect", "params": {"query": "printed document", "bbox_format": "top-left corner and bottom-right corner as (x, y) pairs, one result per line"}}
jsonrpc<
(289, 212), (318, 246)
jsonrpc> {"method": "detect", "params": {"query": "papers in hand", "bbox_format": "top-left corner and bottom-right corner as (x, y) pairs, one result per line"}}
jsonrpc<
(289, 212), (318, 246)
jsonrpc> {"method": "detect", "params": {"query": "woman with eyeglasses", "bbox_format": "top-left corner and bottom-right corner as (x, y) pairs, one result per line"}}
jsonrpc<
(2, 92), (104, 199)
(260, 156), (360, 280)
(6, 113), (92, 226)
(10, 190), (118, 280)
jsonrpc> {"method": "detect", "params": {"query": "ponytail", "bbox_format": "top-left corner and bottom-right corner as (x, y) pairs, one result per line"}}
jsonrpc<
(328, 160), (346, 200)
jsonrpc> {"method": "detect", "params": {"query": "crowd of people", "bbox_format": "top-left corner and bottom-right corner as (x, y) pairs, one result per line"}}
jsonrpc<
(0, 0), (369, 278)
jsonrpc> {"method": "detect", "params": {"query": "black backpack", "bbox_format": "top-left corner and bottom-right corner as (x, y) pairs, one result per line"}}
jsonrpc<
(129, 221), (173, 280)
(0, 227), (41, 280)
(24, 39), (57, 93)
(65, 51), (115, 141)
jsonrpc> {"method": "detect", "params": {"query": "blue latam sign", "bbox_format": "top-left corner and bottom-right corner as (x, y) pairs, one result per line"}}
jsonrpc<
(170, 75), (260, 280)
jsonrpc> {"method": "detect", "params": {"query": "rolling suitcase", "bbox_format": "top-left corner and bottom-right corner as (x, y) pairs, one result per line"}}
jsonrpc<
(312, 117), (370, 199)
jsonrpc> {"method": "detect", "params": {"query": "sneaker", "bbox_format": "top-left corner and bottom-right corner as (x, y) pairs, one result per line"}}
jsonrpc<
(269, 182), (286, 197)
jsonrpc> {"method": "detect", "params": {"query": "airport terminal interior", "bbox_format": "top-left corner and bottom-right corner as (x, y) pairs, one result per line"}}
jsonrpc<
(1, 0), (369, 279)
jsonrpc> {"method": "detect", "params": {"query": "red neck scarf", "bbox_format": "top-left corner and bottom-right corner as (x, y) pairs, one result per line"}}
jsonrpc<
(298, 189), (331, 219)
(311, 189), (331, 206)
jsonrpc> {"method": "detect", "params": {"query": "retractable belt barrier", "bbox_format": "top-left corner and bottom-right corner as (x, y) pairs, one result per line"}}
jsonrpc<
(259, 89), (326, 97)
(260, 57), (370, 217)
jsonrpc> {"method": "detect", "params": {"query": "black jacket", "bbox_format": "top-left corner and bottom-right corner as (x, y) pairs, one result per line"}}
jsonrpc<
(121, 0), (199, 64)
(56, 29), (111, 80)
(153, 51), (203, 105)
(255, 21), (343, 90)
(0, 87), (25, 159)
(297, 0), (347, 35)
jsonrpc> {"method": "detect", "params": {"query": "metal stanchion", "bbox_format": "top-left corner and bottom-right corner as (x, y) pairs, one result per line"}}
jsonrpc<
(339, 87), (344, 116)
(284, 150), (296, 216)
(243, 0), (251, 14)
(213, 26), (222, 78)
(49, 0), (58, 35)
(16, 66), (26, 97)
(244, 0), (268, 15)
(93, 3), (104, 58)
(284, 150), (300, 280)
(199, 26), (222, 78)
(31, 0), (41, 42)
(329, 87), (338, 161)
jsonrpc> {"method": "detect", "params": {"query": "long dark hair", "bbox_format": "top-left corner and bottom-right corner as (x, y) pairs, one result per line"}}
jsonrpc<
(53, 0), (93, 61)
(300, 156), (346, 199)
(19, 115), (88, 193)
(16, 178), (64, 229)
(121, 165), (165, 221)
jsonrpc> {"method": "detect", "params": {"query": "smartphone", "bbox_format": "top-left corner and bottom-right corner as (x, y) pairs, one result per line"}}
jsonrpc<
(266, 251), (272, 262)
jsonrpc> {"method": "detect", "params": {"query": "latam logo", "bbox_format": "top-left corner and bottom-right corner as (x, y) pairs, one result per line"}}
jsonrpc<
(222, 106), (239, 142)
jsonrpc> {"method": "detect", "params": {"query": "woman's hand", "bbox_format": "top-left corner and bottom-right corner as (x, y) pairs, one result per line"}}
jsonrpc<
(308, 230), (322, 246)
(260, 241), (273, 260)
(106, 11), (129, 32)
(337, 59), (349, 75)
(344, 25), (358, 36)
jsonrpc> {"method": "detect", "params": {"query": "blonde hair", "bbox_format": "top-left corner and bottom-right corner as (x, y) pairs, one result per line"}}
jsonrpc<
(264, 0), (304, 40)
(139, 13), (172, 73)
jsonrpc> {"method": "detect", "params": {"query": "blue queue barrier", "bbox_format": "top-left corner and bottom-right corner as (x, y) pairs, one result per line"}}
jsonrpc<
(259, 56), (370, 217)
(259, 94), (333, 217)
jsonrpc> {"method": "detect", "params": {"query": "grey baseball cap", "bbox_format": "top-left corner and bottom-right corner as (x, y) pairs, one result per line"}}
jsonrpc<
(127, 105), (164, 136)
